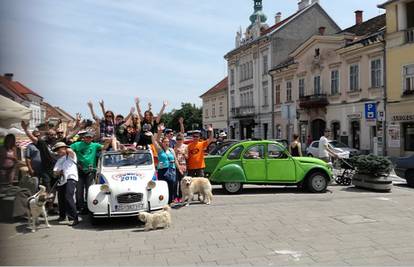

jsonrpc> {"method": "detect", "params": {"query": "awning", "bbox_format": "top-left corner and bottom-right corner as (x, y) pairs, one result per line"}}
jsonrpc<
(0, 95), (31, 128)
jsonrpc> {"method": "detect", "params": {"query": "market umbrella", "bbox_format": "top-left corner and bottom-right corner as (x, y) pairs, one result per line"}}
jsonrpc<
(0, 95), (31, 128)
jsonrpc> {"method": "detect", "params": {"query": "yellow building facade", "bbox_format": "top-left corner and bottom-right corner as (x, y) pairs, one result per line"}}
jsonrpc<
(379, 0), (414, 156)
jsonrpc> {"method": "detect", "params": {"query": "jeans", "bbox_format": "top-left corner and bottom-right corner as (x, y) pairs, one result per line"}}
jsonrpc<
(176, 168), (185, 198)
(57, 179), (78, 221)
(76, 170), (95, 211)
(158, 168), (176, 204)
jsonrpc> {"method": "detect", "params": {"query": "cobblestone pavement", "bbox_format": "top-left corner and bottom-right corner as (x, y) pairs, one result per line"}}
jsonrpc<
(1, 179), (414, 266)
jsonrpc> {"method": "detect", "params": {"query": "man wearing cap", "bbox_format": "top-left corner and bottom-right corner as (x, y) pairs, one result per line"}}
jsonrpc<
(187, 125), (214, 177)
(52, 142), (79, 225)
(70, 132), (106, 214)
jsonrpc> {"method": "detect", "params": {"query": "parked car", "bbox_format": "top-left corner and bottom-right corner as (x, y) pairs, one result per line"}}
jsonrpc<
(88, 149), (169, 222)
(306, 140), (360, 158)
(204, 140), (333, 194)
(395, 155), (414, 187)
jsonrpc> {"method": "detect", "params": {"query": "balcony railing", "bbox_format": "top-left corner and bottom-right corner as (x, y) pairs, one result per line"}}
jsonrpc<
(299, 94), (329, 109)
(231, 106), (255, 118)
(406, 28), (414, 43)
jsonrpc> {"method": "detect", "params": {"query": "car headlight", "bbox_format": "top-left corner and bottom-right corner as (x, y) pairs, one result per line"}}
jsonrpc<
(100, 184), (110, 193)
(147, 180), (156, 190)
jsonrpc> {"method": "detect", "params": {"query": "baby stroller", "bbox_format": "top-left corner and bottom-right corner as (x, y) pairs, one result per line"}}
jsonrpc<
(332, 157), (355, 186)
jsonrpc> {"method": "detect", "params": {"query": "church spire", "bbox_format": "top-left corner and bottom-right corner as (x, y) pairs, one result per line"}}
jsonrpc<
(249, 0), (267, 24)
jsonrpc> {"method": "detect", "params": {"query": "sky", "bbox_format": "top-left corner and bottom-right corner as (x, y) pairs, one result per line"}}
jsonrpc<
(0, 0), (385, 118)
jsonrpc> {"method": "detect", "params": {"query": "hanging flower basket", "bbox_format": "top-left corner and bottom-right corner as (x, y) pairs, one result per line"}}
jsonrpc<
(349, 155), (393, 192)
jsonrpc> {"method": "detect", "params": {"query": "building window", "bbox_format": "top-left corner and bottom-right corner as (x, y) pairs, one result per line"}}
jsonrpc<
(230, 69), (235, 85)
(371, 58), (382, 88)
(219, 104), (223, 117)
(262, 55), (268, 75)
(350, 64), (359, 91)
(212, 104), (216, 117)
(262, 82), (268, 106)
(299, 78), (305, 98)
(404, 123), (414, 151)
(231, 95), (235, 109)
(286, 81), (292, 102)
(205, 109), (209, 118)
(331, 70), (339, 95)
(314, 76), (321, 95)
(403, 64), (414, 94)
(275, 84), (281, 105)
(250, 61), (254, 79)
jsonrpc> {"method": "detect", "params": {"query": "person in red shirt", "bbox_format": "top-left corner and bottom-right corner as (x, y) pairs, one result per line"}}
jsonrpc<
(187, 125), (214, 177)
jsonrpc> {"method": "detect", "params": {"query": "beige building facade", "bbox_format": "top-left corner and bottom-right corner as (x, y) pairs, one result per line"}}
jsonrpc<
(379, 0), (414, 157)
(270, 13), (386, 153)
(201, 77), (228, 134)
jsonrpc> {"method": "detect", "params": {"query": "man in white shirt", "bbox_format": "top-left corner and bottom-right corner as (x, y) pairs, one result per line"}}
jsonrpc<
(318, 129), (338, 163)
(53, 142), (79, 226)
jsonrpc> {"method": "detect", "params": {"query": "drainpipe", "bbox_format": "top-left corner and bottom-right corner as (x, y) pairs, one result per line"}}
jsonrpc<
(270, 70), (275, 139)
(382, 33), (388, 157)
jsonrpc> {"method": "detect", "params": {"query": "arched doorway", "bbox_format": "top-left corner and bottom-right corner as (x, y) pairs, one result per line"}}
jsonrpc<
(311, 119), (326, 141)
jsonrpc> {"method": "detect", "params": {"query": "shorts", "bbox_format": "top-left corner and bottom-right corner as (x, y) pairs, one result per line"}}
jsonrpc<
(187, 169), (205, 177)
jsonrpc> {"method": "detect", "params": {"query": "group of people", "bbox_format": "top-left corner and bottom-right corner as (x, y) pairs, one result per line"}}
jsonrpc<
(0, 98), (216, 226)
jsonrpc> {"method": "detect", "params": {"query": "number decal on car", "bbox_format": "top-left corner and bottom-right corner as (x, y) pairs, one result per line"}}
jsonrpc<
(112, 173), (143, 182)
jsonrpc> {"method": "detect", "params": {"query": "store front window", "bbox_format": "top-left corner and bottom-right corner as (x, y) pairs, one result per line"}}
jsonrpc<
(404, 123), (414, 151)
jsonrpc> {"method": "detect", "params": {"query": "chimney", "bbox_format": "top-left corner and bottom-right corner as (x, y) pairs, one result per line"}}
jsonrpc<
(355, 10), (363, 25)
(319, 26), (326, 35)
(4, 73), (13, 81)
(298, 0), (310, 11)
(275, 12), (282, 24)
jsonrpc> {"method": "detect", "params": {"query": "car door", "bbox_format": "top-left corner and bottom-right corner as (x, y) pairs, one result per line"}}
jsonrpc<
(241, 144), (266, 182)
(266, 143), (296, 182)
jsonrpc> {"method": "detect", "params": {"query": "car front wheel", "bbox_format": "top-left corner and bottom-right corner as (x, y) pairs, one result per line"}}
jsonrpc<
(222, 182), (243, 194)
(307, 154), (313, 157)
(307, 172), (328, 193)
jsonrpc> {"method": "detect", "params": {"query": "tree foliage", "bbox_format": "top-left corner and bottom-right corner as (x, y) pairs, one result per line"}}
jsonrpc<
(161, 103), (202, 132)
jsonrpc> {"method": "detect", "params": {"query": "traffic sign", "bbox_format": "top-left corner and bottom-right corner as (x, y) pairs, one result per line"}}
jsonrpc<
(365, 103), (377, 121)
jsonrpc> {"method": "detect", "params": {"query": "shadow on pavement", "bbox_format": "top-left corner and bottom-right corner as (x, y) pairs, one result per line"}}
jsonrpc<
(212, 186), (304, 196)
(72, 215), (144, 231)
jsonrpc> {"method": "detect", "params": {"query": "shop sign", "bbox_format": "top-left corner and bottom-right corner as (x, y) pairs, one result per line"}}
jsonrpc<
(392, 114), (414, 122)
(388, 124), (401, 148)
(347, 113), (362, 119)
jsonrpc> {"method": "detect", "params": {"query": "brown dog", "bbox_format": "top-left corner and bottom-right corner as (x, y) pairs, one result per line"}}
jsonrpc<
(180, 176), (213, 206)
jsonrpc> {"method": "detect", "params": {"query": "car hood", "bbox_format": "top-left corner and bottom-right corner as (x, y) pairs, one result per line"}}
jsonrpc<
(295, 157), (328, 167)
(100, 168), (155, 188)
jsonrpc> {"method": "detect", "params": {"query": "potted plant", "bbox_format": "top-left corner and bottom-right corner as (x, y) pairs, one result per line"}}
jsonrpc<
(349, 155), (393, 192)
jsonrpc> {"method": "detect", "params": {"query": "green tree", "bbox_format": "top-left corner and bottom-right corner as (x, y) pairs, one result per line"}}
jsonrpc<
(161, 103), (202, 132)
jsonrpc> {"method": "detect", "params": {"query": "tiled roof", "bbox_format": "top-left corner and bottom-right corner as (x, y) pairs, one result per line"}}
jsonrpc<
(339, 14), (386, 36)
(271, 57), (295, 72)
(42, 102), (74, 121)
(200, 77), (228, 98)
(0, 75), (42, 99)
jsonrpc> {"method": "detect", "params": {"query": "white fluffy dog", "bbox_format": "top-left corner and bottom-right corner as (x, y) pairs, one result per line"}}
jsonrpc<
(27, 185), (51, 232)
(138, 205), (171, 231)
(180, 176), (213, 206)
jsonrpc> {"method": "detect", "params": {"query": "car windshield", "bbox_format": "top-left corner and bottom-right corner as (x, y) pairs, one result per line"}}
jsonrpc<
(103, 152), (153, 167)
(329, 141), (348, 148)
(210, 142), (237, 156)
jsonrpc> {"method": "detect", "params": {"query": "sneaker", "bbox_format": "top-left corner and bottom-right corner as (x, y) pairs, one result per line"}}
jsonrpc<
(57, 216), (67, 222)
(68, 219), (80, 226)
(58, 219), (70, 225)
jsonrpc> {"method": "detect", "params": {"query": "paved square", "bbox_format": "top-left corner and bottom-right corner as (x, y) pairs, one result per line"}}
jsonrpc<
(1, 181), (414, 266)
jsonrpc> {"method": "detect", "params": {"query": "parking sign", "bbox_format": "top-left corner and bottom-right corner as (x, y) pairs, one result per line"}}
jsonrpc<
(365, 103), (377, 120)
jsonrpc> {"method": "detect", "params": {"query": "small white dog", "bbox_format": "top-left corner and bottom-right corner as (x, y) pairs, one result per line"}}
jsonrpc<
(27, 185), (51, 232)
(180, 176), (213, 206)
(138, 205), (171, 231)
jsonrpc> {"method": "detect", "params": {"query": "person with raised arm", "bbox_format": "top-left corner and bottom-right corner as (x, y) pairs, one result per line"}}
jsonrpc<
(135, 97), (168, 133)
(87, 101), (118, 150)
(187, 125), (214, 177)
(150, 125), (182, 204)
